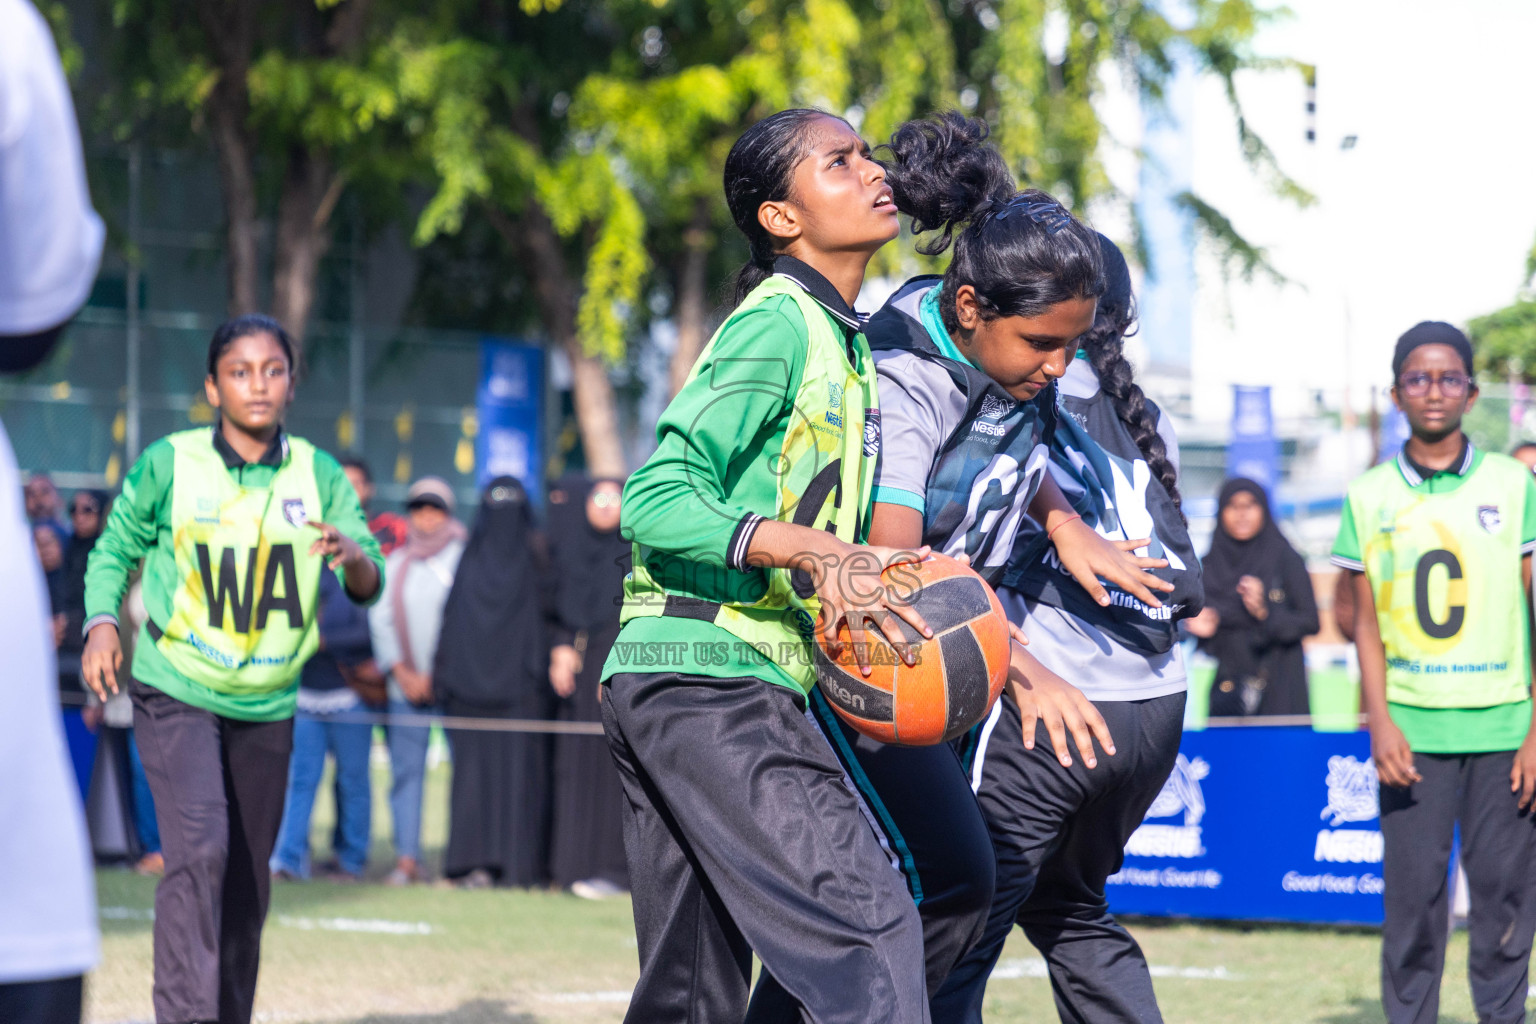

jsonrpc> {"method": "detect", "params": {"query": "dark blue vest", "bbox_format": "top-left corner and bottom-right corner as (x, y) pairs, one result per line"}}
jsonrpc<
(1003, 373), (1205, 654)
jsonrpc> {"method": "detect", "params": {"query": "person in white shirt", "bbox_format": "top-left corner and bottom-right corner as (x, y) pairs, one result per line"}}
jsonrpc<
(0, 0), (105, 1019)
(369, 476), (466, 884)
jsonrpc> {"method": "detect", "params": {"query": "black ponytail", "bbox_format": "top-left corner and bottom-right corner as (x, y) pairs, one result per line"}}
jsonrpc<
(723, 108), (846, 308)
(882, 112), (1104, 335)
(1082, 234), (1183, 510)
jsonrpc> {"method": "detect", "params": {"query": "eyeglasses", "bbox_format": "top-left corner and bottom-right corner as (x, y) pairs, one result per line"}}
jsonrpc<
(1397, 372), (1472, 398)
(590, 492), (620, 509)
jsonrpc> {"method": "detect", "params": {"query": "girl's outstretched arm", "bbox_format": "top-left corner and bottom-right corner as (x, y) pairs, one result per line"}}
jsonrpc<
(1028, 473), (1173, 607)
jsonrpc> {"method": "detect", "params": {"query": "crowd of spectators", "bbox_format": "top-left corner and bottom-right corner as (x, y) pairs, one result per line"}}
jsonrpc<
(34, 460), (630, 897)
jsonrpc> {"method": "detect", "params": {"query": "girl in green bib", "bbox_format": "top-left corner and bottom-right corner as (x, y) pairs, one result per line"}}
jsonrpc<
(1333, 322), (1536, 1024)
(81, 314), (382, 1024)
(601, 109), (953, 1024)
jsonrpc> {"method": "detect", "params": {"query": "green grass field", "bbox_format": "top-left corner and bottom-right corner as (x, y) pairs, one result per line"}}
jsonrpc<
(83, 751), (1526, 1024)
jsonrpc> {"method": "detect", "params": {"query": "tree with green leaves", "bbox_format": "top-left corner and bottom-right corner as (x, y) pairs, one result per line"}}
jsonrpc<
(1470, 235), (1536, 381)
(568, 0), (957, 396)
(100, 0), (414, 345)
(573, 0), (1307, 410)
(81, 0), (1302, 477)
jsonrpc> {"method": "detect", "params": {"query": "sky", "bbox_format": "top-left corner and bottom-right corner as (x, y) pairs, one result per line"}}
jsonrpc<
(1169, 0), (1536, 423)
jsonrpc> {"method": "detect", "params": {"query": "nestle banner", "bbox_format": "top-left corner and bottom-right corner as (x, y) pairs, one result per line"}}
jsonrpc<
(476, 340), (544, 507)
(1107, 727), (1384, 925)
(1226, 384), (1280, 497)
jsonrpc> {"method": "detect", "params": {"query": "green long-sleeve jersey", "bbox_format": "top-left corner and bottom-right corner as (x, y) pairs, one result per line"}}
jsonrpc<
(84, 426), (383, 721)
(602, 261), (877, 692)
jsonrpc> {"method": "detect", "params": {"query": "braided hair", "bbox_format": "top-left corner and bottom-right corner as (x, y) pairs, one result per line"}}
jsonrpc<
(1082, 234), (1182, 509)
(882, 112), (1103, 333)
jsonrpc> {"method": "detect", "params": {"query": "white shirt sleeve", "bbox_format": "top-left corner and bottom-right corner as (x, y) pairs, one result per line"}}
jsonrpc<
(0, 0), (105, 335)
(0, 421), (98, 982)
(368, 553), (402, 675)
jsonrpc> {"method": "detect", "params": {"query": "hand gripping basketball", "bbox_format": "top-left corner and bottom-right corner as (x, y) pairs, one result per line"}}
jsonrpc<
(814, 553), (1011, 746)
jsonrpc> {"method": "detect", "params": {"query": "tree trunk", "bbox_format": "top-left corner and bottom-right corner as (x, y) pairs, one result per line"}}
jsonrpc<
(668, 196), (713, 398)
(486, 203), (627, 477)
(271, 147), (345, 350)
(201, 0), (367, 333)
(198, 1), (259, 316)
(567, 345), (626, 478)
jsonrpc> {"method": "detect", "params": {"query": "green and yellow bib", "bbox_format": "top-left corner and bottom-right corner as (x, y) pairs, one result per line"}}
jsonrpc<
(621, 275), (878, 693)
(155, 429), (325, 694)
(1348, 452), (1532, 708)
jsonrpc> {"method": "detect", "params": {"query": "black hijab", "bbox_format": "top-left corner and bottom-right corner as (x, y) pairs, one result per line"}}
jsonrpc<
(63, 489), (107, 588)
(547, 474), (630, 632)
(58, 490), (109, 654)
(1201, 478), (1297, 621)
(432, 477), (547, 711)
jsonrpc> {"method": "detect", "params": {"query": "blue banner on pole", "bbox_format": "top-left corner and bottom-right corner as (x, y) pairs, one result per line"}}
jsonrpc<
(1377, 404), (1410, 465)
(1107, 727), (1383, 925)
(477, 341), (544, 507)
(1226, 384), (1280, 497)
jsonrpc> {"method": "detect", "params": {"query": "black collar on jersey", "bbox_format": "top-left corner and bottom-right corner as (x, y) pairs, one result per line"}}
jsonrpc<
(1398, 437), (1473, 486)
(771, 255), (862, 334)
(864, 275), (945, 358)
(211, 422), (288, 469)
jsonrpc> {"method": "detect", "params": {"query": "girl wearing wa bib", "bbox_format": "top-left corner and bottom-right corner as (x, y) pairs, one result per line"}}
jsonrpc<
(81, 315), (382, 1024)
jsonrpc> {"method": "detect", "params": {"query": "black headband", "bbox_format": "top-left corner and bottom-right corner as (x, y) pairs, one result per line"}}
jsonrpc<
(1392, 321), (1474, 379)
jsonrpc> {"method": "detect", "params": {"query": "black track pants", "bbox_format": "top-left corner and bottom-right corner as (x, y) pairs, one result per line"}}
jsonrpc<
(0, 975), (83, 1024)
(601, 672), (931, 1024)
(936, 689), (1186, 1024)
(131, 680), (293, 1024)
(747, 689), (997, 1021)
(1379, 750), (1536, 1024)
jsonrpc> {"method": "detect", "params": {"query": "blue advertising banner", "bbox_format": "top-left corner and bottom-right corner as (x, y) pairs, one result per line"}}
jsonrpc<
(477, 341), (544, 507)
(1107, 727), (1384, 925)
(1226, 384), (1280, 497)
(1377, 404), (1409, 465)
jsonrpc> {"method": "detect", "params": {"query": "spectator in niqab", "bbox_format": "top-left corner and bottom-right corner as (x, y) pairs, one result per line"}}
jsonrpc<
(59, 489), (107, 689)
(547, 476), (630, 898)
(1186, 478), (1319, 716)
(434, 477), (552, 888)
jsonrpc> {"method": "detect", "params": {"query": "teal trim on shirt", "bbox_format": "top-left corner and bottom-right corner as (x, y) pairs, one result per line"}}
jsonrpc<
(919, 286), (976, 368)
(873, 485), (926, 514)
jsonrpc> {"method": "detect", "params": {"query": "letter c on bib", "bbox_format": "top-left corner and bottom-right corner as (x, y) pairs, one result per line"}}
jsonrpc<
(1414, 549), (1465, 640)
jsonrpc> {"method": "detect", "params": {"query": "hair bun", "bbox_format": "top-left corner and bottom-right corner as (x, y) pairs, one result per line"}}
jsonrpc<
(882, 112), (1016, 257)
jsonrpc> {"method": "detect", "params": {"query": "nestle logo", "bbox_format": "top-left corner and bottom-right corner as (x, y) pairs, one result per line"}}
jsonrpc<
(1313, 829), (1383, 864)
(978, 394), (1013, 420)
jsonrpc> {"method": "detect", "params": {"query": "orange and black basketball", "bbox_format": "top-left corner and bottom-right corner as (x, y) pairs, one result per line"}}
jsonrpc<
(812, 553), (1011, 746)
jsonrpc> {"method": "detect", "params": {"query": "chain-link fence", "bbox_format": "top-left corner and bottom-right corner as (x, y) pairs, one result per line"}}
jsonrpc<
(0, 309), (505, 509)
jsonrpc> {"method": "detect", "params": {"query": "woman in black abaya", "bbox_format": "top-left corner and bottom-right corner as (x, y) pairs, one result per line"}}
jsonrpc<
(1186, 478), (1319, 717)
(434, 477), (552, 887)
(546, 475), (631, 896)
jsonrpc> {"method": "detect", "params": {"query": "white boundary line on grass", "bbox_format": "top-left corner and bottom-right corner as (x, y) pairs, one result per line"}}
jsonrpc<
(992, 957), (1239, 981)
(542, 991), (634, 1003)
(100, 906), (435, 935)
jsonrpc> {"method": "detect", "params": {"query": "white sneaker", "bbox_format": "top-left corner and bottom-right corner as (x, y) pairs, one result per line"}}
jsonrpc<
(570, 877), (625, 900)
